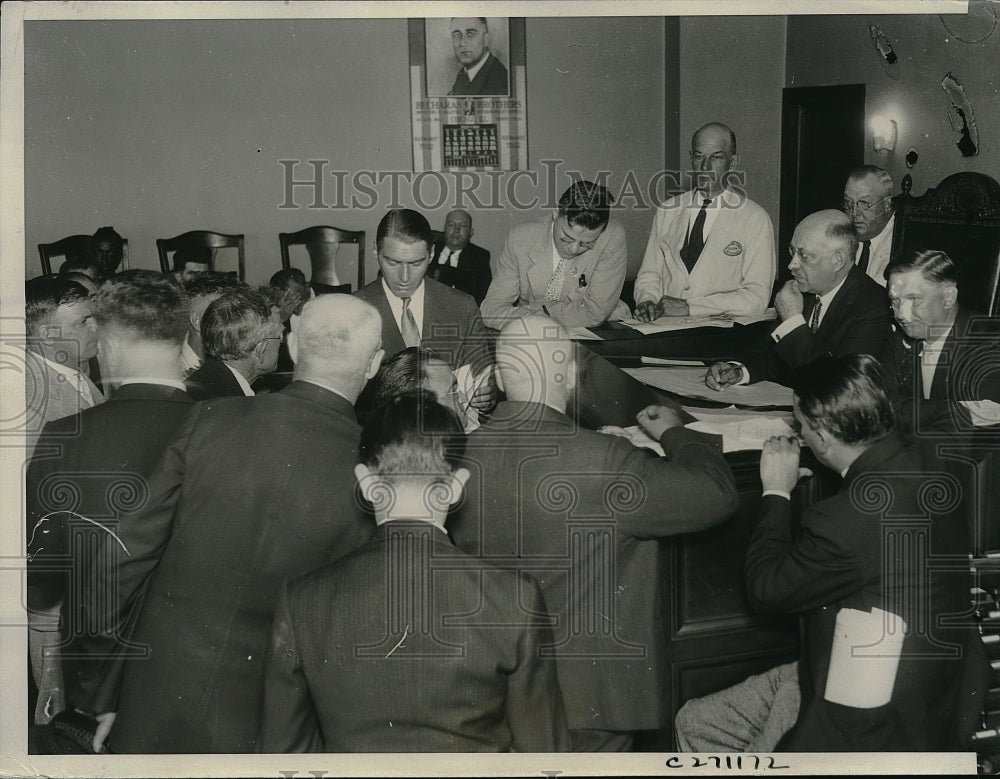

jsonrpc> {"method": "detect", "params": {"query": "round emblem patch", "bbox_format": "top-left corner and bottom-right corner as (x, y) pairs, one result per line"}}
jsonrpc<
(723, 241), (743, 257)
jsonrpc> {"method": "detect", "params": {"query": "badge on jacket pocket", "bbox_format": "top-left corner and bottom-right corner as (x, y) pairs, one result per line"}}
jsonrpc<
(724, 241), (743, 257)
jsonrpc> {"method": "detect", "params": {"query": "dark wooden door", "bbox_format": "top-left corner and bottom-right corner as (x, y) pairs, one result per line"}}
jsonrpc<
(778, 85), (866, 290)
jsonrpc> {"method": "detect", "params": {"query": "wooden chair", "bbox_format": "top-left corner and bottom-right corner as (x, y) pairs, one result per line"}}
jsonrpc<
(279, 226), (366, 293)
(892, 172), (1000, 316)
(38, 234), (130, 276)
(156, 230), (245, 280)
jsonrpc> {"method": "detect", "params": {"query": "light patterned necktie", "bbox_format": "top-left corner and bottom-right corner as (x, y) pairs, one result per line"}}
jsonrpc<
(809, 297), (822, 333)
(400, 297), (421, 347)
(543, 258), (567, 303)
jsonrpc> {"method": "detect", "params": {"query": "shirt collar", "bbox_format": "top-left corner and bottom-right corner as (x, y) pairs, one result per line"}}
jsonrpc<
(294, 377), (354, 403)
(180, 339), (201, 372)
(817, 273), (850, 309)
(224, 363), (255, 396)
(35, 351), (88, 383)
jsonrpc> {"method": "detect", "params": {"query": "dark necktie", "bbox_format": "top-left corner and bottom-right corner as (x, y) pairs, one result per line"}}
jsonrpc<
(680, 199), (710, 272)
(857, 240), (872, 275)
(809, 296), (822, 333)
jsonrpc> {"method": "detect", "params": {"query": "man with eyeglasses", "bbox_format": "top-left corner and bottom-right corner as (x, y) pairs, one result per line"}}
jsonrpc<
(703, 210), (890, 388)
(447, 17), (509, 97)
(185, 287), (284, 400)
(842, 165), (896, 286)
(481, 180), (629, 329)
(634, 122), (776, 320)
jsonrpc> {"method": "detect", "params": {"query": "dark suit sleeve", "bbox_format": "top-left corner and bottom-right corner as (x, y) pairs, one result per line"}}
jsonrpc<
(615, 427), (739, 538)
(505, 574), (571, 752)
(258, 582), (322, 753)
(744, 495), (866, 614)
(474, 246), (493, 305)
(771, 303), (890, 371)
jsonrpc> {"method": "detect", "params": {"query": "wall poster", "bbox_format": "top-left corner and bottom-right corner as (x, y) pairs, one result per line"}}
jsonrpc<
(409, 17), (527, 173)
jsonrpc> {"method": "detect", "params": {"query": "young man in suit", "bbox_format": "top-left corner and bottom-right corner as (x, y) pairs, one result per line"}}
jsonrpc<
(704, 210), (890, 389)
(354, 208), (494, 413)
(676, 353), (984, 751)
(451, 315), (739, 751)
(100, 294), (385, 753)
(481, 181), (629, 329)
(428, 209), (492, 304)
(634, 122), (776, 319)
(26, 271), (192, 748)
(259, 391), (570, 752)
(184, 288), (284, 400)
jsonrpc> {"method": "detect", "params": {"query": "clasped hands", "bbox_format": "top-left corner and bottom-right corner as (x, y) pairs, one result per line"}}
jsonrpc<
(634, 296), (690, 322)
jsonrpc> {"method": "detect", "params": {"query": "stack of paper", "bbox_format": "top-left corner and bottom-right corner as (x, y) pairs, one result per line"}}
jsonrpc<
(624, 366), (794, 408)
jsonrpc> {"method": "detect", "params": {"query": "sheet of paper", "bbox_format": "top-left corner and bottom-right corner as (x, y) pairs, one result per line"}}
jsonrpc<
(564, 326), (604, 340)
(624, 366), (794, 407)
(640, 356), (706, 367)
(960, 399), (1000, 427)
(596, 425), (666, 457)
(685, 416), (796, 452)
(685, 407), (795, 425)
(824, 607), (906, 708)
(731, 308), (778, 326)
(454, 363), (488, 433)
(616, 315), (735, 335)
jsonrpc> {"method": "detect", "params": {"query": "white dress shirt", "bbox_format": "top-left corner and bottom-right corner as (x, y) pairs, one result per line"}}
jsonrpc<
(37, 353), (97, 406)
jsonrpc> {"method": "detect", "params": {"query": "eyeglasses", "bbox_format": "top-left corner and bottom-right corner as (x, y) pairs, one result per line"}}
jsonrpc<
(259, 332), (287, 346)
(841, 198), (881, 215)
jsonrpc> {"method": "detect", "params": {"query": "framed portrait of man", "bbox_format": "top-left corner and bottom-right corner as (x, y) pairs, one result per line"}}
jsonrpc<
(425, 17), (510, 98)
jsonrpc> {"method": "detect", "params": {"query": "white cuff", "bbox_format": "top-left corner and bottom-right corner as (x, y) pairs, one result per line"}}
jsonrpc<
(762, 489), (791, 501)
(771, 314), (806, 342)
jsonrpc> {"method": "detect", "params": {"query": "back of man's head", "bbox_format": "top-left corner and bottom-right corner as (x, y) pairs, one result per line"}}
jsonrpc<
(359, 389), (465, 484)
(821, 209), (860, 270)
(201, 288), (274, 361)
(292, 294), (383, 400)
(25, 276), (90, 338)
(269, 267), (308, 290)
(368, 346), (442, 407)
(495, 315), (576, 411)
(93, 270), (189, 346)
(558, 180), (614, 231)
(376, 208), (433, 253)
(792, 353), (895, 448)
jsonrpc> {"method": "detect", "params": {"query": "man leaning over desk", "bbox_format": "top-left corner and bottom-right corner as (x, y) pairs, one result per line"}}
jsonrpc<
(633, 122), (776, 321)
(704, 210), (890, 389)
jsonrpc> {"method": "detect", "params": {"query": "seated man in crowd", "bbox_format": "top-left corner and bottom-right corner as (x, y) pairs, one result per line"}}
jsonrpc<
(428, 209), (492, 304)
(480, 181), (629, 329)
(676, 354), (984, 751)
(843, 165), (895, 285)
(355, 208), (494, 413)
(258, 391), (570, 752)
(26, 271), (192, 751)
(881, 249), (1000, 434)
(101, 295), (384, 753)
(357, 345), (464, 427)
(452, 315), (739, 751)
(172, 245), (213, 282)
(704, 210), (890, 388)
(634, 122), (776, 319)
(23, 276), (103, 457)
(89, 226), (125, 277)
(179, 271), (245, 375)
(185, 288), (283, 400)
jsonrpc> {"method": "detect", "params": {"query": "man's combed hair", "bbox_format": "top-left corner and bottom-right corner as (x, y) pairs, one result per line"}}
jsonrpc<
(376, 208), (433, 253)
(847, 165), (894, 198)
(359, 390), (465, 480)
(824, 213), (859, 264)
(182, 271), (245, 300)
(25, 276), (91, 337)
(269, 267), (307, 289)
(558, 180), (614, 230)
(368, 346), (449, 409)
(93, 270), (190, 344)
(884, 249), (959, 285)
(792, 353), (895, 446)
(201, 288), (274, 361)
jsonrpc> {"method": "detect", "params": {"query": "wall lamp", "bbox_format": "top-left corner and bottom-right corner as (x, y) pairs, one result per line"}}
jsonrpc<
(871, 116), (898, 153)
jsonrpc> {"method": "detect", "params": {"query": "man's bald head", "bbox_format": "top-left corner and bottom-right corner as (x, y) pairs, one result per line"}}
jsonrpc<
(692, 122), (737, 155)
(496, 315), (576, 412)
(291, 294), (384, 402)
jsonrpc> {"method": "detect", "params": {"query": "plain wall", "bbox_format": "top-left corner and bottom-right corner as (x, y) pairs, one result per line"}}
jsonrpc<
(24, 17), (666, 283)
(678, 16), (787, 231)
(785, 13), (1000, 196)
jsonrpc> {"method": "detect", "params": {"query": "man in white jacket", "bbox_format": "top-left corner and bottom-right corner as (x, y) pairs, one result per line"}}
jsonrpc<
(634, 122), (776, 320)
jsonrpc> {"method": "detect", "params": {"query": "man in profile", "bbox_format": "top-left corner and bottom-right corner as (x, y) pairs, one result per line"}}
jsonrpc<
(704, 210), (890, 388)
(178, 271), (244, 375)
(481, 181), (629, 329)
(676, 354), (984, 751)
(259, 391), (570, 752)
(634, 122), (776, 319)
(185, 288), (284, 400)
(102, 295), (385, 753)
(842, 165), (895, 285)
(428, 209), (492, 304)
(447, 17), (509, 96)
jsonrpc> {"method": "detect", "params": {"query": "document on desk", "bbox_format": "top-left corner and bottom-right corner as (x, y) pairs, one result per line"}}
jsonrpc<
(616, 308), (777, 335)
(624, 366), (794, 408)
(684, 414), (796, 452)
(564, 326), (603, 340)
